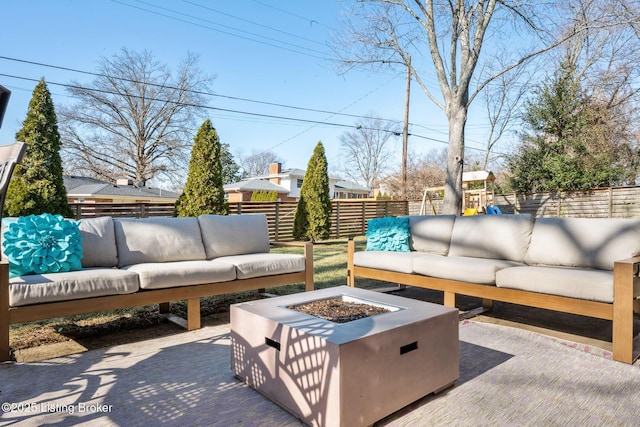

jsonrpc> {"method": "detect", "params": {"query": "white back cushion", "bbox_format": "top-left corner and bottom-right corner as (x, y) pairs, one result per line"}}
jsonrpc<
(408, 215), (456, 255)
(198, 214), (270, 259)
(114, 217), (206, 267)
(78, 216), (118, 268)
(524, 217), (640, 270)
(449, 214), (534, 262)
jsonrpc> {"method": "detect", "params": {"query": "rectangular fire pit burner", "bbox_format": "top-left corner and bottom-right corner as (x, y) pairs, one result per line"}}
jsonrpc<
(231, 286), (459, 427)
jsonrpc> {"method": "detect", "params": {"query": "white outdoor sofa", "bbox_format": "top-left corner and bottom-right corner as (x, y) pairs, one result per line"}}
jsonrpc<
(1, 213), (313, 361)
(348, 214), (640, 363)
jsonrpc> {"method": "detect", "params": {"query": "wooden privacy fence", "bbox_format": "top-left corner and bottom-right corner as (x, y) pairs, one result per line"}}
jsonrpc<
(69, 200), (409, 242)
(494, 186), (640, 218)
(68, 185), (640, 240)
(408, 185), (640, 218)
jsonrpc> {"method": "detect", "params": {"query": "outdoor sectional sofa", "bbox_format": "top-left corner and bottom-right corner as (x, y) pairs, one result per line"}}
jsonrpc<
(0, 213), (313, 362)
(347, 214), (640, 363)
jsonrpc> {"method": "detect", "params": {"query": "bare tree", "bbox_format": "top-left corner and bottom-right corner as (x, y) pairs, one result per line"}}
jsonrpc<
(338, 115), (399, 187)
(334, 0), (639, 214)
(480, 62), (532, 170)
(59, 48), (213, 187)
(381, 148), (447, 200)
(237, 149), (284, 178)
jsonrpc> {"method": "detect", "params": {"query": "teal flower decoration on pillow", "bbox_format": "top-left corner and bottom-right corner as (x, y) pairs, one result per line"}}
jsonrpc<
(3, 213), (83, 278)
(365, 216), (411, 252)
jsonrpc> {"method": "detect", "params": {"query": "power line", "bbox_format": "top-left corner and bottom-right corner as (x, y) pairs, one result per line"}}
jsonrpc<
(0, 73), (376, 130)
(0, 62), (504, 155)
(110, 0), (328, 60)
(0, 55), (401, 125)
(249, 0), (335, 30)
(180, 0), (326, 47)
(1, 72), (505, 154)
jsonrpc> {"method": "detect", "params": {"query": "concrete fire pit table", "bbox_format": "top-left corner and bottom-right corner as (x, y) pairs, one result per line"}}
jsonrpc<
(230, 286), (459, 427)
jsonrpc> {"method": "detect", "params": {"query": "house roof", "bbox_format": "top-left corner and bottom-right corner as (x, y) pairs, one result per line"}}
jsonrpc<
(223, 179), (289, 193)
(252, 168), (307, 180)
(63, 176), (180, 199)
(334, 180), (370, 193)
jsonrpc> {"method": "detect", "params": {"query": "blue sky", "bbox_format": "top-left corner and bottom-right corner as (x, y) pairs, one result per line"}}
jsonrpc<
(0, 0), (496, 185)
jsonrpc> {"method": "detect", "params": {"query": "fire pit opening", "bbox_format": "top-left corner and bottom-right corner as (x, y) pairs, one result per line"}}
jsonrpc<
(287, 294), (400, 323)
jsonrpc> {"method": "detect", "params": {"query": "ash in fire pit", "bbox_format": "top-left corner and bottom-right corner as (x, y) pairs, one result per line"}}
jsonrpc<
(288, 296), (392, 323)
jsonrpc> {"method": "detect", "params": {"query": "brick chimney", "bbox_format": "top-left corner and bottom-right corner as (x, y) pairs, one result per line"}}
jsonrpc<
(269, 163), (282, 175)
(269, 163), (282, 185)
(116, 178), (134, 186)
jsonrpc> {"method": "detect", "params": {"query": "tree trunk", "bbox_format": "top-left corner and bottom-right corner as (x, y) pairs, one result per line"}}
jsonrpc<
(443, 103), (467, 215)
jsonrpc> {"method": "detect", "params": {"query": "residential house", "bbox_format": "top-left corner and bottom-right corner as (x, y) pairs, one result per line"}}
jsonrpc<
(223, 163), (371, 201)
(64, 176), (180, 204)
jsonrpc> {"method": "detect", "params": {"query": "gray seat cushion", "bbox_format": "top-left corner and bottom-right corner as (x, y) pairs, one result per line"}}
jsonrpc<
(216, 253), (305, 279)
(114, 217), (207, 267)
(495, 266), (640, 303)
(353, 251), (425, 274)
(78, 216), (118, 268)
(413, 253), (523, 285)
(524, 217), (640, 270)
(124, 260), (237, 290)
(9, 268), (140, 307)
(198, 214), (270, 259)
(408, 215), (456, 255)
(448, 214), (534, 262)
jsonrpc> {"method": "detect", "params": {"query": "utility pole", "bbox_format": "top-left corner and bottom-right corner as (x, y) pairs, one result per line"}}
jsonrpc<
(401, 56), (411, 200)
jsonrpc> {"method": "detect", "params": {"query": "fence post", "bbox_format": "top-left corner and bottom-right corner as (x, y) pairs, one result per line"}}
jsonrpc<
(237, 202), (242, 215)
(557, 192), (562, 217)
(335, 201), (341, 239)
(361, 202), (366, 234)
(514, 192), (519, 214)
(609, 187), (613, 218)
(275, 202), (280, 241)
(140, 203), (146, 218)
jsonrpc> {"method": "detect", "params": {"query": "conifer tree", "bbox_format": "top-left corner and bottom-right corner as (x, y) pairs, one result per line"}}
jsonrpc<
(507, 57), (634, 192)
(5, 78), (73, 217)
(293, 141), (332, 241)
(175, 119), (229, 217)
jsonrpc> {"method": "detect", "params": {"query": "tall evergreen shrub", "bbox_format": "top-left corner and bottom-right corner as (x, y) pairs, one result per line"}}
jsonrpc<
(175, 119), (229, 216)
(5, 78), (73, 217)
(293, 141), (332, 241)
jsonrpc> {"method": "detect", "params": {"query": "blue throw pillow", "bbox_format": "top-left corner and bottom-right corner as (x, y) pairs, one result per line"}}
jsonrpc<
(365, 216), (410, 252)
(3, 213), (83, 278)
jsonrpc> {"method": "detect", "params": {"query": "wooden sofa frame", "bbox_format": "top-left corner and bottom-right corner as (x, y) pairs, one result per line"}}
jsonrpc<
(0, 241), (313, 362)
(347, 239), (639, 364)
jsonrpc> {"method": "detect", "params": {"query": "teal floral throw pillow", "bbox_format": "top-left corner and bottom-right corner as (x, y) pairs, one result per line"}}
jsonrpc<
(3, 213), (83, 278)
(365, 216), (411, 252)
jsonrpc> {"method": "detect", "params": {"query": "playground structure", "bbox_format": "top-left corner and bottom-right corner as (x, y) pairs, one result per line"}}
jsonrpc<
(420, 170), (497, 215)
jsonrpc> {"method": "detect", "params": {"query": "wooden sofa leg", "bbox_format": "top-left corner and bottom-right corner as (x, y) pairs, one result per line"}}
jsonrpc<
(443, 291), (456, 308)
(304, 242), (314, 291)
(0, 262), (10, 362)
(347, 239), (355, 287)
(0, 325), (8, 362)
(482, 299), (494, 311)
(613, 261), (635, 363)
(187, 298), (201, 331)
(158, 302), (170, 314)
